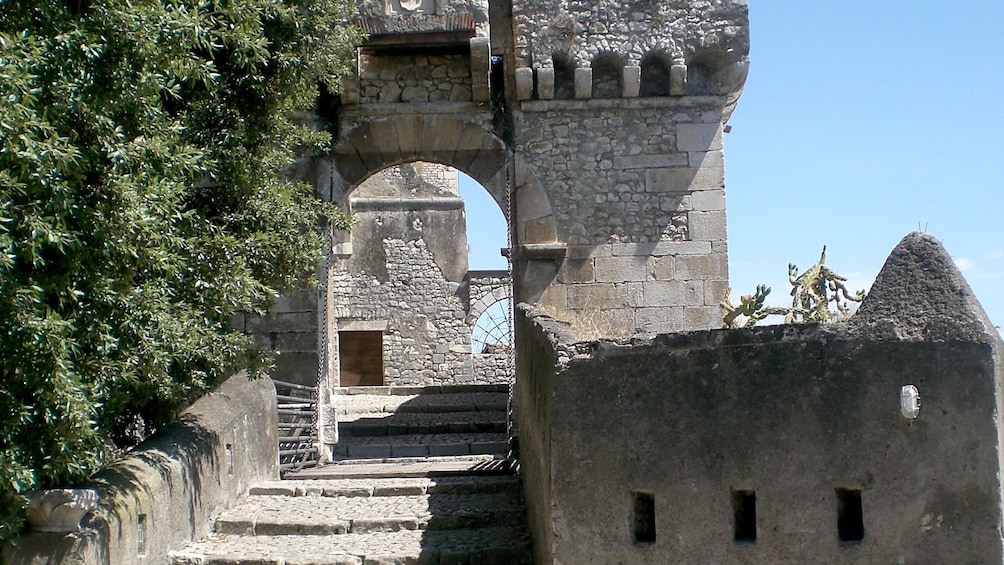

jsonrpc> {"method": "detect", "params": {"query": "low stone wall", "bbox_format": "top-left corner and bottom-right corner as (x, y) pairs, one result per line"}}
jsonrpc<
(3, 372), (278, 565)
(472, 353), (512, 384)
(516, 233), (1004, 563)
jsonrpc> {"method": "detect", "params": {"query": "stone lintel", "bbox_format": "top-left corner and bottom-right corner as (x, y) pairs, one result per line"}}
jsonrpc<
(518, 242), (568, 260)
(349, 197), (465, 212)
(338, 319), (389, 332)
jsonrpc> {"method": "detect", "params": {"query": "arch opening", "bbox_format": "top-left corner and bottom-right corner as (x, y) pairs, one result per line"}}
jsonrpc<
(552, 55), (576, 100)
(331, 161), (512, 388)
(591, 53), (624, 99)
(640, 53), (671, 97)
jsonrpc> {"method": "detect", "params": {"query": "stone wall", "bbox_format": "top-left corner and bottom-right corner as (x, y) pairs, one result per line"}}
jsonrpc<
(332, 234), (474, 386)
(516, 233), (1004, 563)
(359, 52), (473, 104)
(319, 0), (750, 341)
(240, 290), (320, 388)
(329, 163), (474, 388)
(516, 98), (729, 336)
(501, 0), (747, 338)
(511, 0), (749, 101)
(3, 373), (278, 565)
(513, 0), (748, 66)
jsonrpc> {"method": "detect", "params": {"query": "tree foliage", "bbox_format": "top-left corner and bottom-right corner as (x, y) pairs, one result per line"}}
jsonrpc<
(0, 0), (359, 542)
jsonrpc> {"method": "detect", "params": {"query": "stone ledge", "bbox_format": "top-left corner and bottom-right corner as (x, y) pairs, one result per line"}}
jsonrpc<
(517, 95), (726, 113)
(340, 101), (493, 118)
(517, 242), (567, 260)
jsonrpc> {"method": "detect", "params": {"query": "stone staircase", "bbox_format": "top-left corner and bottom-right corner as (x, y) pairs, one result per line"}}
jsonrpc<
(332, 385), (510, 460)
(170, 385), (531, 564)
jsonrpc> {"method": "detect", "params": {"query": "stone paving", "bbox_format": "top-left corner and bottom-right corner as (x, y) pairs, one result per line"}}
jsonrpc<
(338, 410), (507, 435)
(335, 392), (508, 415)
(332, 433), (508, 459)
(250, 476), (521, 498)
(172, 527), (531, 565)
(171, 386), (529, 565)
(214, 491), (526, 535)
(284, 456), (512, 480)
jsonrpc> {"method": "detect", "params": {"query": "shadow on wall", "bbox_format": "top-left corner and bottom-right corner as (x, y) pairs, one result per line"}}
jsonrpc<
(326, 387), (530, 561)
(3, 372), (278, 565)
(516, 232), (1004, 564)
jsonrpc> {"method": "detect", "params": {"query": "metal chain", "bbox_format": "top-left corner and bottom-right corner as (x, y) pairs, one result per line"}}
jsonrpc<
(505, 151), (517, 463)
(310, 163), (336, 468)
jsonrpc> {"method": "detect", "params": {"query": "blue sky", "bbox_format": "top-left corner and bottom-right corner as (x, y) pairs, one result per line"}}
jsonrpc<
(460, 0), (1003, 332)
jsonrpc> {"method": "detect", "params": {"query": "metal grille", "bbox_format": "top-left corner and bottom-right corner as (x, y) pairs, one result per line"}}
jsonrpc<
(273, 378), (319, 474)
(472, 297), (513, 354)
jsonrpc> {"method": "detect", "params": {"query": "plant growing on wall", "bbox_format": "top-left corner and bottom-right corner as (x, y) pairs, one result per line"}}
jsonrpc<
(721, 247), (866, 328)
(0, 0), (359, 543)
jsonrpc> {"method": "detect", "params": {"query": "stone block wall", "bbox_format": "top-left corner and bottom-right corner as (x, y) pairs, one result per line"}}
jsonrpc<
(240, 289), (321, 388)
(358, 52), (473, 104)
(515, 233), (1004, 563)
(516, 98), (729, 336)
(511, 0), (749, 95)
(329, 163), (474, 387)
(503, 0), (747, 338)
(331, 234), (474, 386)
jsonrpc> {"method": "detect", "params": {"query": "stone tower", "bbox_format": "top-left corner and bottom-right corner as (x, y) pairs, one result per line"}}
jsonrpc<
(506, 0), (750, 335)
(316, 0), (749, 339)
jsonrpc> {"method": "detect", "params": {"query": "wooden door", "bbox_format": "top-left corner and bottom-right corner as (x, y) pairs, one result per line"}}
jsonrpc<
(338, 331), (384, 387)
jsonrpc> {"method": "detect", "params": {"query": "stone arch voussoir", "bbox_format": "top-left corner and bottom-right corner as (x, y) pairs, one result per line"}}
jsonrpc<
(327, 114), (515, 214)
(468, 285), (513, 326)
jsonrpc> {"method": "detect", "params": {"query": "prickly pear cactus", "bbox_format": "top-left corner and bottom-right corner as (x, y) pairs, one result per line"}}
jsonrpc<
(721, 247), (866, 328)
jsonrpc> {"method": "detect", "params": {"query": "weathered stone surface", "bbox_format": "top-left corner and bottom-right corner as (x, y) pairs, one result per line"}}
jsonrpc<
(517, 234), (1004, 564)
(515, 67), (534, 100)
(4, 373), (278, 565)
(676, 121), (723, 151)
(852, 232), (1000, 342)
(512, 0), (749, 100)
(574, 67), (592, 98)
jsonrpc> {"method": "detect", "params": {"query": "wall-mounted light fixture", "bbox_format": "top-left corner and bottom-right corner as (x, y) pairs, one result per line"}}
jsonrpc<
(900, 385), (921, 420)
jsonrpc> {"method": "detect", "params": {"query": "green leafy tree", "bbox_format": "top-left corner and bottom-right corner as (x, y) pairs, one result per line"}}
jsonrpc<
(0, 0), (359, 541)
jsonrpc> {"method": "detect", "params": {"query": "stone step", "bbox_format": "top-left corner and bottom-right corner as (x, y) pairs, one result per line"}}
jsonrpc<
(333, 433), (508, 459)
(213, 491), (527, 536)
(338, 411), (507, 436)
(334, 384), (509, 396)
(249, 475), (521, 498)
(171, 527), (532, 565)
(284, 456), (515, 480)
(336, 392), (508, 416)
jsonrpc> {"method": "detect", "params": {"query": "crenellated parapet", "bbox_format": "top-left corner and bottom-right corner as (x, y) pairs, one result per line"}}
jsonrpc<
(512, 0), (749, 112)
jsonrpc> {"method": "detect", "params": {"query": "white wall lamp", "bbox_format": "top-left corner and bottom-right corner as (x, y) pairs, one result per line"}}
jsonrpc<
(900, 385), (921, 420)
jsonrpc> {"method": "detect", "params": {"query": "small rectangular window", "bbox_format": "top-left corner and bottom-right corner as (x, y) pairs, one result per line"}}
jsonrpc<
(731, 489), (757, 542)
(137, 513), (148, 556)
(836, 488), (864, 542)
(632, 491), (656, 544)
